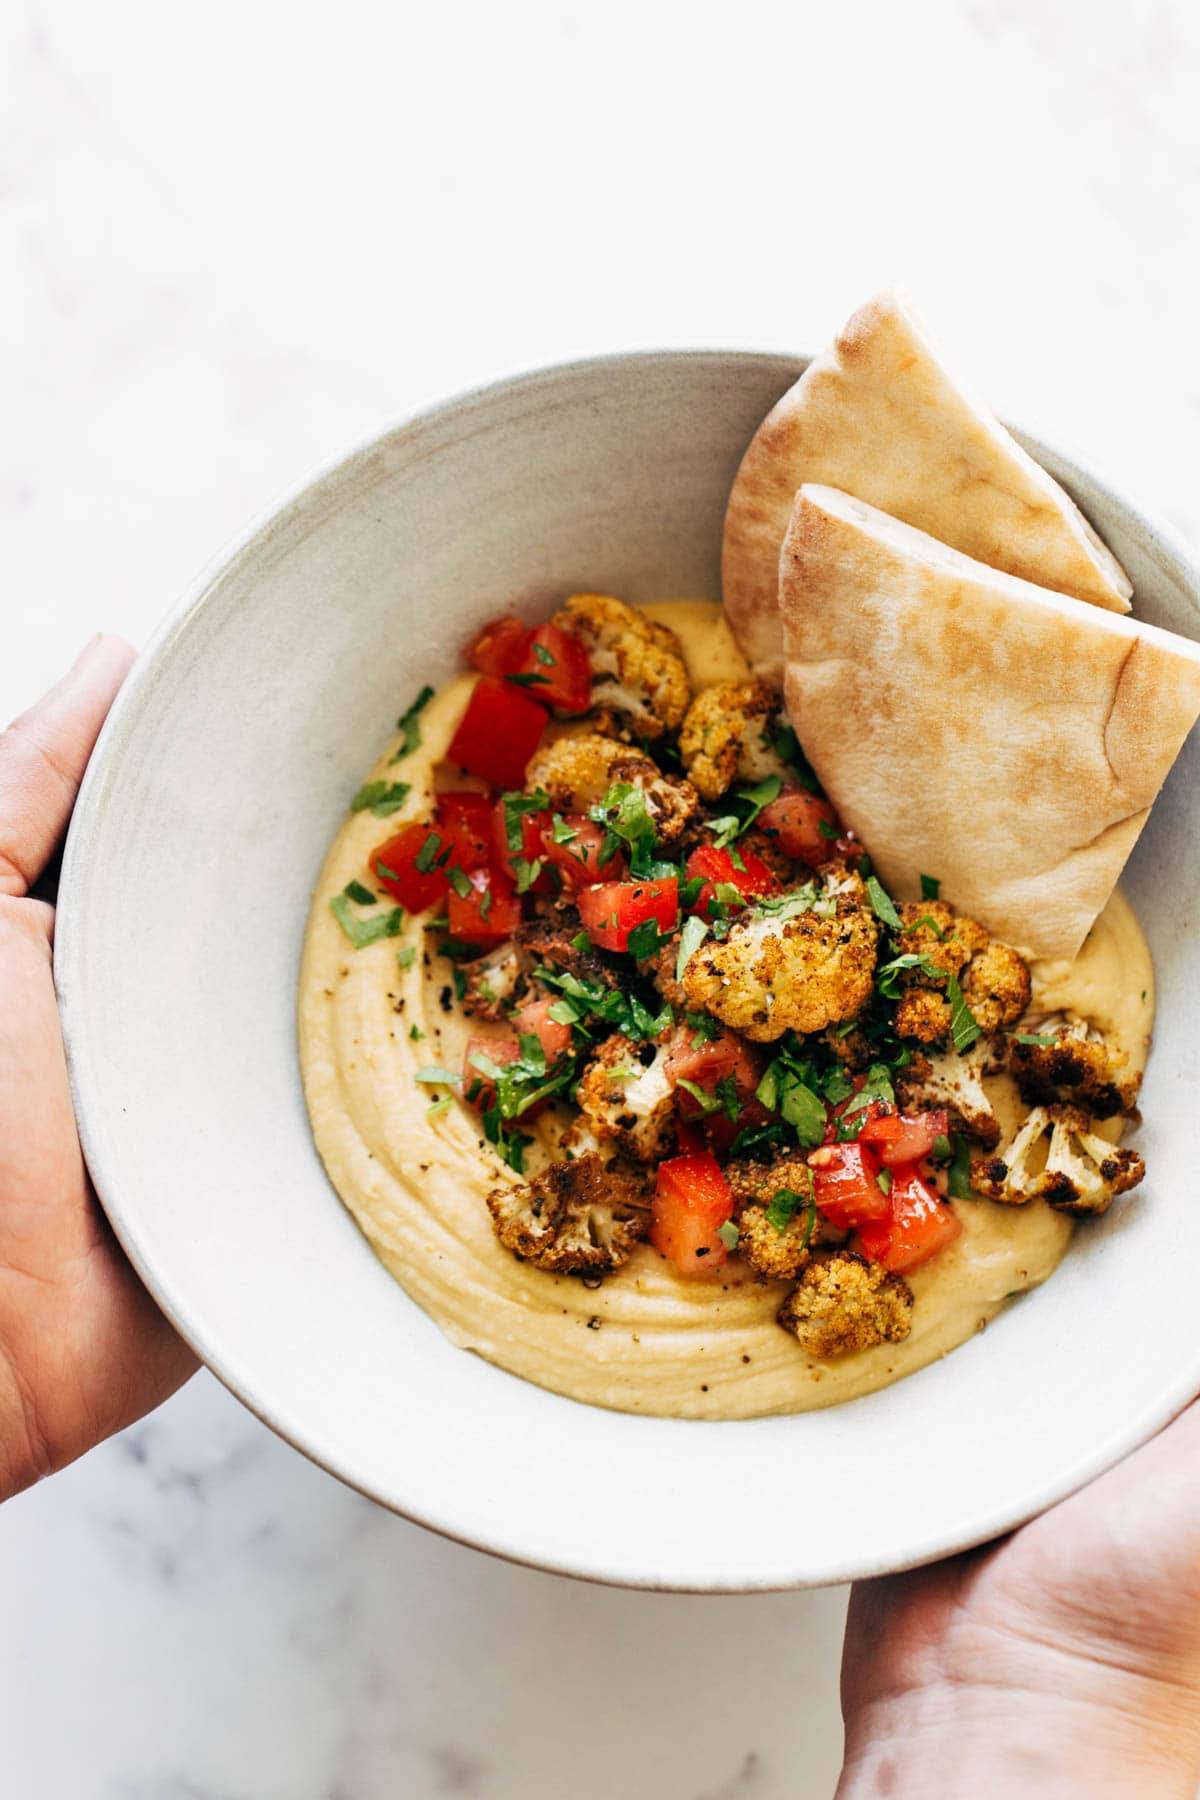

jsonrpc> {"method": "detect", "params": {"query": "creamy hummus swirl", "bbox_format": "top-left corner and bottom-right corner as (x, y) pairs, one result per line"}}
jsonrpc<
(298, 602), (1154, 1419)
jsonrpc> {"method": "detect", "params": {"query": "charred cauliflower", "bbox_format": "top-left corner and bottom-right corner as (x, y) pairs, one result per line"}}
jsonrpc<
(459, 941), (523, 1019)
(680, 873), (877, 1042)
(552, 594), (691, 739)
(525, 733), (698, 842)
(896, 1041), (1002, 1148)
(576, 1033), (677, 1163)
(777, 1252), (914, 1358)
(725, 1157), (834, 1282)
(487, 1152), (650, 1274)
(971, 1105), (1145, 1216)
(892, 901), (1030, 1044)
(1010, 1015), (1141, 1118)
(679, 679), (788, 800)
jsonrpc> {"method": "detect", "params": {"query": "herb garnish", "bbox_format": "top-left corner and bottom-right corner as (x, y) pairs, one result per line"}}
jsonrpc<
(675, 915), (709, 979)
(350, 779), (411, 818)
(393, 686), (434, 760)
(414, 831), (442, 874)
(920, 873), (941, 900)
(865, 875), (902, 930)
(344, 879), (377, 906)
(709, 774), (783, 849)
(716, 1219), (740, 1250)
(532, 641), (555, 666)
(501, 787), (551, 853)
(945, 973), (982, 1053)
(1011, 1031), (1057, 1047)
(330, 887), (405, 949)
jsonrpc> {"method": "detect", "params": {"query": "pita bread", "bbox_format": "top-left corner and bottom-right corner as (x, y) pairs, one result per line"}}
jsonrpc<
(724, 291), (1132, 677)
(779, 485), (1200, 962)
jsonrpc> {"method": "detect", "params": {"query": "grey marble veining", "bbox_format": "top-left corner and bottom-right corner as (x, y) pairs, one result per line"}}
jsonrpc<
(3, 0), (1199, 1793)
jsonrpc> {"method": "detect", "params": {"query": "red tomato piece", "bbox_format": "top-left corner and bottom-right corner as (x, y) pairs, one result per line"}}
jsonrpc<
(577, 877), (679, 952)
(490, 798), (555, 894)
(809, 1140), (890, 1231)
(857, 1167), (963, 1272)
(664, 1028), (762, 1110)
(684, 844), (779, 916)
(447, 866), (523, 948)
(435, 791), (494, 873)
(674, 1117), (707, 1156)
(448, 677), (546, 789)
(541, 816), (626, 889)
(858, 1108), (950, 1168)
(651, 1152), (735, 1276)
(705, 1096), (775, 1159)
(467, 615), (530, 677)
(371, 822), (449, 913)
(462, 1033), (519, 1111)
(520, 623), (592, 713)
(757, 788), (840, 868)
(511, 994), (573, 1065)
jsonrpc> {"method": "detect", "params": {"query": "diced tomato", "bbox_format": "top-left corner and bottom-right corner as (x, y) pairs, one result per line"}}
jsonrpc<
(857, 1167), (963, 1272)
(674, 1117), (707, 1155)
(664, 1028), (762, 1111)
(757, 788), (840, 868)
(462, 1032), (520, 1110)
(858, 1109), (949, 1168)
(447, 865), (523, 948)
(466, 615), (592, 713)
(491, 798), (555, 894)
(577, 877), (679, 952)
(371, 822), (449, 913)
(467, 615), (530, 678)
(521, 623), (592, 713)
(809, 1140), (890, 1231)
(540, 816), (626, 889)
(511, 994), (573, 1065)
(684, 844), (779, 916)
(435, 791), (494, 873)
(448, 677), (546, 789)
(651, 1152), (735, 1275)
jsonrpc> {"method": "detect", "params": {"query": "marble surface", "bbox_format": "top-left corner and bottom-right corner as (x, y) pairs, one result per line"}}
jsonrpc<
(3, 0), (1199, 1793)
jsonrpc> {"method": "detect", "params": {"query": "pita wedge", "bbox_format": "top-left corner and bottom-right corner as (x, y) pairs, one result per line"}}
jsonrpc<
(780, 485), (1200, 962)
(724, 290), (1132, 676)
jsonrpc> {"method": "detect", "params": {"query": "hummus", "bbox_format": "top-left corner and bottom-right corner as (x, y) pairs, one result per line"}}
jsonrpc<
(299, 601), (1154, 1420)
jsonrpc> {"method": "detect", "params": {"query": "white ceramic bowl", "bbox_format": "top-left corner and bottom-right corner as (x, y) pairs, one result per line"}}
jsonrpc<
(57, 352), (1200, 1592)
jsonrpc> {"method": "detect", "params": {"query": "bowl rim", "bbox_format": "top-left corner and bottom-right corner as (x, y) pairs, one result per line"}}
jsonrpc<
(54, 347), (1200, 1592)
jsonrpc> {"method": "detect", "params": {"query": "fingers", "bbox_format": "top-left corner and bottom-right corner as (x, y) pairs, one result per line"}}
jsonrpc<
(0, 636), (135, 898)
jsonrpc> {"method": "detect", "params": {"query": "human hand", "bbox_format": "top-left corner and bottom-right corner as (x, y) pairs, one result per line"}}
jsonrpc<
(0, 638), (196, 1500)
(837, 1400), (1200, 1798)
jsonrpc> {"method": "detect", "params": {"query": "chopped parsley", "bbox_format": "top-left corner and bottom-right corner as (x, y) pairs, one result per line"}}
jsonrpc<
(329, 888), (405, 949)
(627, 916), (672, 961)
(709, 774), (783, 849)
(446, 865), (474, 900)
(877, 1168), (892, 1195)
(534, 964), (672, 1043)
(767, 720), (823, 795)
(865, 874), (902, 930)
(344, 879), (377, 906)
(920, 873), (941, 900)
(506, 670), (551, 688)
(414, 831), (442, 873)
(413, 1065), (462, 1086)
(532, 640), (555, 666)
(425, 1095), (455, 1121)
(512, 857), (545, 895)
(716, 1219), (740, 1250)
(764, 1187), (802, 1231)
(500, 787), (550, 853)
(1011, 1031), (1057, 1047)
(396, 945), (417, 970)
(945, 973), (982, 1053)
(393, 686), (434, 760)
(589, 781), (659, 873)
(350, 779), (411, 818)
(676, 1077), (720, 1115)
(946, 1134), (975, 1200)
(675, 915), (709, 979)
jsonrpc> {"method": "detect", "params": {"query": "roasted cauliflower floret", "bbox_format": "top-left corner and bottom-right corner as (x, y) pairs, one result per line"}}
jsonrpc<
(971, 1105), (1145, 1215)
(678, 679), (788, 800)
(679, 873), (878, 1042)
(524, 733), (698, 843)
(576, 1033), (677, 1163)
(725, 1158), (837, 1282)
(892, 902), (1029, 1045)
(1010, 1015), (1141, 1119)
(459, 941), (523, 1020)
(552, 593), (691, 739)
(896, 1041), (1002, 1148)
(487, 1152), (650, 1274)
(777, 1251), (914, 1358)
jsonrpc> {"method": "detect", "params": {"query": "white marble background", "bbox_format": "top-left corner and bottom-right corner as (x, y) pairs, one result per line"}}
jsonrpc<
(3, 1), (1199, 1794)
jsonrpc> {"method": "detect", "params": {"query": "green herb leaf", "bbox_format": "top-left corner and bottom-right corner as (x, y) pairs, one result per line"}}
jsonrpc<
(551, 814), (578, 845)
(425, 1095), (455, 1120)
(709, 773), (783, 848)
(501, 787), (551, 853)
(1011, 1031), (1057, 1047)
(330, 893), (405, 949)
(344, 879), (377, 906)
(877, 1168), (893, 1195)
(447, 865), (473, 899)
(415, 831), (442, 874)
(945, 974), (982, 1053)
(513, 857), (545, 895)
(506, 669), (552, 688)
(779, 1079), (827, 1146)
(532, 640), (555, 666)
(947, 1134), (975, 1199)
(393, 686), (434, 760)
(716, 1219), (740, 1250)
(413, 1066), (462, 1086)
(765, 1187), (802, 1231)
(570, 929), (591, 952)
(920, 872), (941, 900)
(865, 874), (902, 930)
(627, 917), (669, 961)
(351, 779), (411, 818)
(396, 945), (417, 970)
(676, 915), (709, 980)
(676, 1077), (720, 1115)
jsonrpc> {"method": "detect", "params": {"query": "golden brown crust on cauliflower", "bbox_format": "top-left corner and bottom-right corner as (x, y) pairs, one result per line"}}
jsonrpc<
(487, 1153), (650, 1274)
(724, 1158), (838, 1282)
(892, 902), (1029, 1045)
(971, 1105), (1145, 1215)
(896, 1044), (1002, 1148)
(777, 1252), (914, 1358)
(459, 942), (523, 1020)
(1010, 1017), (1141, 1118)
(525, 733), (698, 842)
(552, 594), (691, 739)
(679, 875), (877, 1042)
(576, 1033), (677, 1163)
(514, 915), (618, 990)
(678, 679), (786, 799)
